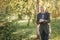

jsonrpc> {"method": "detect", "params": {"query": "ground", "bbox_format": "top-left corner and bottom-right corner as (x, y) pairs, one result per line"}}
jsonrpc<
(12, 19), (60, 40)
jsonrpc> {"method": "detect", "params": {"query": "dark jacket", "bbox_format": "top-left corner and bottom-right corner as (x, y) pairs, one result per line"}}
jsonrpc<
(36, 12), (50, 24)
(36, 12), (50, 33)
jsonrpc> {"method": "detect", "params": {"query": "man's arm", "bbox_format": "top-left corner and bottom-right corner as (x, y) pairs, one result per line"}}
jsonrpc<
(45, 13), (51, 33)
(36, 14), (40, 24)
(44, 13), (50, 23)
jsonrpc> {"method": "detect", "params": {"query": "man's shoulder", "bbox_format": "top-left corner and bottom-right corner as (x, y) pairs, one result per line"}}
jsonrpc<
(45, 12), (50, 15)
(37, 13), (41, 15)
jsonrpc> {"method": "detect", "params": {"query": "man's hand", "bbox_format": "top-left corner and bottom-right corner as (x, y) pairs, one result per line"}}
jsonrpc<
(39, 19), (44, 22)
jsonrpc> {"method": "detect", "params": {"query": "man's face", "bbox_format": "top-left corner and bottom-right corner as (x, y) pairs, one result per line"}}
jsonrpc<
(40, 7), (45, 12)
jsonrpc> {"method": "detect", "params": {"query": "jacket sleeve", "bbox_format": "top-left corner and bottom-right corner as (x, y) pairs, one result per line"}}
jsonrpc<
(46, 13), (50, 23)
(36, 14), (40, 24)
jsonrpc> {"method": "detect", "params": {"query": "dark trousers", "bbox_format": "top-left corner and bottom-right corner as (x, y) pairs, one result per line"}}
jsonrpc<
(39, 23), (49, 40)
(40, 30), (49, 40)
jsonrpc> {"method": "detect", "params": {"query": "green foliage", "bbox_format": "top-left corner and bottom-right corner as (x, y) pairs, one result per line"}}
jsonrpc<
(0, 21), (17, 40)
(23, 0), (28, 2)
(0, 0), (60, 40)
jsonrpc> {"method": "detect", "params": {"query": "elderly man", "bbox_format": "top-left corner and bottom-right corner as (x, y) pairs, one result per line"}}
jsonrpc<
(36, 6), (51, 40)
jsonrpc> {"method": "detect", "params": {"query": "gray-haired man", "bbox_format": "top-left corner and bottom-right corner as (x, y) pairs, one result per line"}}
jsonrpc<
(36, 6), (51, 40)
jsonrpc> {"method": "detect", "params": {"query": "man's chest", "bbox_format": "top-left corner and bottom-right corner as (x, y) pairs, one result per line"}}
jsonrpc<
(39, 13), (47, 19)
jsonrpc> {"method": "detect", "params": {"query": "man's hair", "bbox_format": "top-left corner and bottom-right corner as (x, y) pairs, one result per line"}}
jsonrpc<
(40, 6), (46, 10)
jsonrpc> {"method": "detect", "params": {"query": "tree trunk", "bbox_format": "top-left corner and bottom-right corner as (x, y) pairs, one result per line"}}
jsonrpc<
(36, 0), (41, 40)
(27, 18), (30, 26)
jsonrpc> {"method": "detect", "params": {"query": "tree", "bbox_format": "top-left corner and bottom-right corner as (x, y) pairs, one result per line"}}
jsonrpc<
(36, 0), (40, 40)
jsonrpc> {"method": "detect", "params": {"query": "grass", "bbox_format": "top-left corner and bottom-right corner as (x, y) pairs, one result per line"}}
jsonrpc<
(12, 19), (60, 40)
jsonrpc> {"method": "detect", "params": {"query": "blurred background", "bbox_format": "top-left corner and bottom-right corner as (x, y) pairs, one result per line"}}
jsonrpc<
(0, 0), (60, 40)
